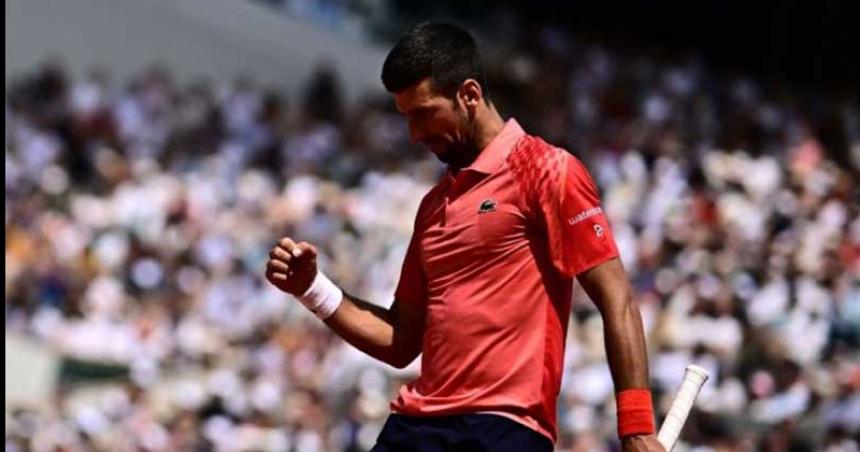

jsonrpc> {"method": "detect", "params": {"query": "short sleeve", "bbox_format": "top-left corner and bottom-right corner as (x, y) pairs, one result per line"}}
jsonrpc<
(394, 227), (428, 307)
(510, 139), (619, 277)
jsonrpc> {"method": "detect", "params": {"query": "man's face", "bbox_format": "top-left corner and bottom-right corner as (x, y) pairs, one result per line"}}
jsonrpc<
(393, 78), (473, 165)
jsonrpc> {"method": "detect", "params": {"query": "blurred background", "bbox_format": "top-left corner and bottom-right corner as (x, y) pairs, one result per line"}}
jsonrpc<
(5, 0), (859, 451)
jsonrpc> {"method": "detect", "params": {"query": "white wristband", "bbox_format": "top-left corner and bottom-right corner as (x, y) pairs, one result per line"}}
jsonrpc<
(297, 270), (343, 320)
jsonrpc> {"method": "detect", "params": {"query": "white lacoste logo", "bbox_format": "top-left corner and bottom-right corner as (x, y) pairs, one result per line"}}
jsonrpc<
(568, 207), (602, 225)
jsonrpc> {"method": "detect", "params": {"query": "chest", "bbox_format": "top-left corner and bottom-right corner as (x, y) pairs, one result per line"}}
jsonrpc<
(416, 171), (533, 277)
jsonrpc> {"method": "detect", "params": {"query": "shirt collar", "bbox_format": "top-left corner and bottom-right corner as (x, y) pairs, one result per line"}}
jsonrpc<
(455, 118), (525, 176)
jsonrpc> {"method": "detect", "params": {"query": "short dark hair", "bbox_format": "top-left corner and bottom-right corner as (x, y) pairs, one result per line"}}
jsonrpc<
(381, 22), (489, 100)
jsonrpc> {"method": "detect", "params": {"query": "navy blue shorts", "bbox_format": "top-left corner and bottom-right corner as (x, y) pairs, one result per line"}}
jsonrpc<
(369, 413), (554, 452)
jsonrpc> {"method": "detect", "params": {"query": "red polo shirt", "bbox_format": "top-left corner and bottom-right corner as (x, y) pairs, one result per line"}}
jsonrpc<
(390, 119), (619, 443)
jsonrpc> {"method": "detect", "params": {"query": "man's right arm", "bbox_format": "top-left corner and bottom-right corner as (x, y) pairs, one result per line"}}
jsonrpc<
(323, 293), (425, 369)
(265, 237), (425, 369)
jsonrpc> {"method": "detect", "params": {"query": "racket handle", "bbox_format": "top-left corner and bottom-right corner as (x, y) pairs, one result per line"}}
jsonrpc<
(657, 364), (709, 450)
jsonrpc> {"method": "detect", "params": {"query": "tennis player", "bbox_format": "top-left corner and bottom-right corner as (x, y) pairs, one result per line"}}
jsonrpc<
(266, 22), (664, 452)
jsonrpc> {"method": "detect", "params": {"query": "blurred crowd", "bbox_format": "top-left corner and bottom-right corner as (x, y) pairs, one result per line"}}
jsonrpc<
(5, 24), (860, 452)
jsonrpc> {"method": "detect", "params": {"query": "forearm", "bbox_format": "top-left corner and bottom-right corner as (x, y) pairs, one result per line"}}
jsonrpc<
(579, 258), (661, 446)
(322, 292), (407, 367)
(580, 259), (651, 391)
(602, 296), (650, 391)
(265, 239), (421, 368)
(607, 298), (663, 447)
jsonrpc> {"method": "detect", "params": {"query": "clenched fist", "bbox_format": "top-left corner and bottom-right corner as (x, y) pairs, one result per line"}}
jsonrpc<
(265, 237), (319, 296)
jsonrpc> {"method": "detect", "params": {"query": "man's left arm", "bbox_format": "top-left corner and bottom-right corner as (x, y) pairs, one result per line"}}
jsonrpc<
(521, 147), (665, 450)
(578, 258), (665, 452)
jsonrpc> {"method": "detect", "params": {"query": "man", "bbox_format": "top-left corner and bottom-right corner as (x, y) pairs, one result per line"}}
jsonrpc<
(265, 23), (664, 452)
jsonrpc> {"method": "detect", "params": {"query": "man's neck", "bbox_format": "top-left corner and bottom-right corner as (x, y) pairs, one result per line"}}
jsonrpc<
(474, 107), (507, 152)
(448, 107), (506, 175)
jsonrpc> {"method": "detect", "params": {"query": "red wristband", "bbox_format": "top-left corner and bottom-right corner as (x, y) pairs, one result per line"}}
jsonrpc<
(616, 389), (656, 438)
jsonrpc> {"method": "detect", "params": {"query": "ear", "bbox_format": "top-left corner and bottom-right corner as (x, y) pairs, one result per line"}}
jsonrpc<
(457, 79), (483, 111)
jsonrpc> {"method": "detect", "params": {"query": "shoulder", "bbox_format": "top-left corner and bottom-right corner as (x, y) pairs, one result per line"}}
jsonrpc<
(508, 134), (581, 172)
(507, 135), (585, 192)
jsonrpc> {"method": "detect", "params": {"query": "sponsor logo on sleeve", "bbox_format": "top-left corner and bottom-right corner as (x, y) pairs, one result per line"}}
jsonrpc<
(567, 207), (602, 225)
